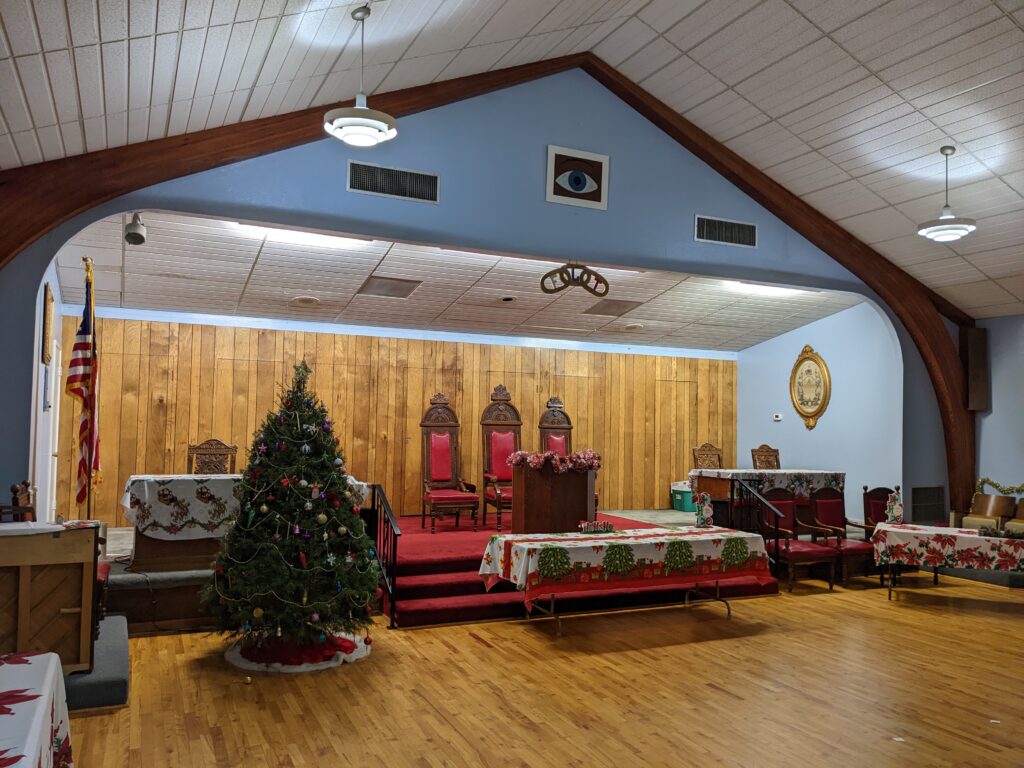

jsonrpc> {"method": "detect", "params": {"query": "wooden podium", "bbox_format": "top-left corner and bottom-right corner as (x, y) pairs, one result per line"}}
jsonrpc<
(511, 466), (596, 534)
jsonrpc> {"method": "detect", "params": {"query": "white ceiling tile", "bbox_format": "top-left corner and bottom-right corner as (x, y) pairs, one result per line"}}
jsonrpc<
(194, 23), (231, 97)
(11, 128), (42, 164)
(184, 0), (213, 29)
(379, 51), (458, 92)
(662, 0), (760, 52)
(128, 36), (154, 109)
(35, 122), (62, 159)
(837, 207), (919, 244)
(2, 0), (41, 55)
(935, 278), (1017, 309)
(0, 133), (21, 167)
(14, 54), (57, 126)
(101, 40), (128, 115)
(405, 0), (501, 58)
(997, 274), (1024, 299)
(129, 0), (157, 37)
(233, 17), (277, 90)
(73, 45), (104, 118)
(469, 0), (553, 47)
(616, 34), (679, 83)
(684, 90), (769, 142)
(637, 0), (705, 34)
(98, 0), (127, 41)
(58, 120), (83, 154)
(437, 40), (516, 80)
(34, 0), (72, 50)
(156, 0), (184, 33)
(591, 16), (656, 67)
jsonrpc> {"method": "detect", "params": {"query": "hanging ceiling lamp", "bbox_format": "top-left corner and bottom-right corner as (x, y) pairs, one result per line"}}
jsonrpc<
(916, 146), (976, 243)
(323, 5), (397, 148)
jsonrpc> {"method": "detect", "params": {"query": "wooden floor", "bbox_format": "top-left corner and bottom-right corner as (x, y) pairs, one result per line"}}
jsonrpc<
(72, 573), (1024, 767)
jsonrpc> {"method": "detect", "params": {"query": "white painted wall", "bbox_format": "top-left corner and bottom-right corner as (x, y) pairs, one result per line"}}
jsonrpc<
(737, 301), (903, 519)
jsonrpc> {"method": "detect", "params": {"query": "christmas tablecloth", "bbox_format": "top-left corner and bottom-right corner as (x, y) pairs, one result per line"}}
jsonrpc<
(689, 468), (845, 499)
(0, 651), (73, 767)
(480, 526), (771, 609)
(873, 523), (1024, 571)
(121, 474), (242, 540)
(122, 474), (372, 540)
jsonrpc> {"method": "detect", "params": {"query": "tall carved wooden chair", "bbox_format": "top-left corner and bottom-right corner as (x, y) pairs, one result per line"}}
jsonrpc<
(692, 442), (723, 469)
(761, 488), (839, 592)
(420, 393), (479, 534)
(861, 485), (900, 539)
(539, 396), (573, 455)
(480, 385), (521, 533)
(751, 444), (781, 470)
(539, 396), (599, 510)
(0, 481), (35, 523)
(187, 439), (238, 474)
(808, 487), (873, 582)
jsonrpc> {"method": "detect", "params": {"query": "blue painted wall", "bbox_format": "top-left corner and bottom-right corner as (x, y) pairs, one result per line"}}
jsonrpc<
(978, 315), (1024, 489)
(1, 68), (944, 510)
(737, 302), (904, 517)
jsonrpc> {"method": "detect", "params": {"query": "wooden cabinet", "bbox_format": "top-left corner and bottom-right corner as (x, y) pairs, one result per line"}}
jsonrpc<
(0, 526), (98, 673)
(511, 466), (595, 534)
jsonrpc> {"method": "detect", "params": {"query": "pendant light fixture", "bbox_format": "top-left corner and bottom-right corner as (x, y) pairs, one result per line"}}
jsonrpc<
(323, 4), (397, 148)
(916, 145), (976, 243)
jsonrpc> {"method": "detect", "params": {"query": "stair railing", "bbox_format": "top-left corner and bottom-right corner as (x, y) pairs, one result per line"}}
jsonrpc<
(363, 483), (401, 629)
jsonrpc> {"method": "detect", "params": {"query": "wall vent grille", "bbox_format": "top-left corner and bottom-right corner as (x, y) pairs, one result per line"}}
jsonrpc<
(695, 215), (757, 247)
(348, 161), (439, 203)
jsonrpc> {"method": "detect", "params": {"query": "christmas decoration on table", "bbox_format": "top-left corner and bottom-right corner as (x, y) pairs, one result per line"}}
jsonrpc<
(507, 448), (601, 474)
(202, 361), (379, 671)
(885, 490), (904, 524)
(695, 492), (714, 527)
(578, 519), (614, 534)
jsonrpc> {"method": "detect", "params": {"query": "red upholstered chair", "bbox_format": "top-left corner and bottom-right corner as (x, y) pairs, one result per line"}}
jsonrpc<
(481, 385), (522, 532)
(809, 487), (874, 582)
(861, 485), (900, 539)
(420, 393), (479, 534)
(538, 396), (599, 509)
(760, 488), (839, 592)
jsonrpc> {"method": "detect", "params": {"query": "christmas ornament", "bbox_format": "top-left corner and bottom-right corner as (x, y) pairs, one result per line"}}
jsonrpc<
(299, 552), (308, 569)
(257, 443), (267, 453)
(304, 501), (313, 511)
(299, 479), (309, 488)
(338, 525), (347, 535)
(327, 553), (336, 566)
(323, 420), (332, 432)
(301, 443), (312, 454)
(334, 457), (344, 467)
(278, 443), (287, 452)
(280, 478), (290, 487)
(302, 590), (308, 605)
(319, 632), (327, 642)
(316, 513), (328, 524)
(273, 533), (281, 542)
(266, 494), (275, 502)
(259, 504), (268, 514)
(276, 625), (282, 637)
(244, 676), (253, 685)
(364, 636), (372, 646)
(293, 524), (300, 535)
(302, 531), (311, 540)
(252, 607), (264, 618)
(311, 612), (320, 622)
(214, 563), (224, 575)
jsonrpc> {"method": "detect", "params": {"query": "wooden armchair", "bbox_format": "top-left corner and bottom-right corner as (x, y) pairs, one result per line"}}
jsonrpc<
(0, 481), (35, 522)
(751, 444), (780, 470)
(421, 393), (479, 534)
(961, 492), (1017, 532)
(861, 485), (900, 539)
(539, 396), (573, 455)
(1005, 500), (1024, 534)
(187, 439), (238, 474)
(539, 396), (599, 510)
(481, 385), (522, 533)
(692, 442), (723, 470)
(808, 487), (873, 582)
(761, 488), (838, 592)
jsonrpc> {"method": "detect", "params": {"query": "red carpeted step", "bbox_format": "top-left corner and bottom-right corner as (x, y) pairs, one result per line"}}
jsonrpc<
(396, 571), (518, 600)
(396, 591), (526, 627)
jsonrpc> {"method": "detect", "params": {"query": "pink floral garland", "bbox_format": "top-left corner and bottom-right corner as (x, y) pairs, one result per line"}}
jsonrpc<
(507, 449), (601, 474)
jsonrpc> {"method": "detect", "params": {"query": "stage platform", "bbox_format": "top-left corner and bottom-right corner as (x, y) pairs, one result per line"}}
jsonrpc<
(390, 513), (779, 628)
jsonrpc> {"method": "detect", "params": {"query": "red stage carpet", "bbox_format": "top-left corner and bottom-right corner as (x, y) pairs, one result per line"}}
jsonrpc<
(388, 514), (778, 628)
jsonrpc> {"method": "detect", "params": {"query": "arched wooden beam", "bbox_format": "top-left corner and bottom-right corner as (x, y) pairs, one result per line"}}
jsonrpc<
(0, 52), (974, 511)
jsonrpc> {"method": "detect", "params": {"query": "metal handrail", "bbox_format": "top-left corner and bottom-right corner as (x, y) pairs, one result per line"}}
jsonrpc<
(365, 484), (401, 629)
(734, 479), (782, 577)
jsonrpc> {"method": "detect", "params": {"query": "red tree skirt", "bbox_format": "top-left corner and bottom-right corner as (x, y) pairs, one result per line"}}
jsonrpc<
(240, 635), (358, 666)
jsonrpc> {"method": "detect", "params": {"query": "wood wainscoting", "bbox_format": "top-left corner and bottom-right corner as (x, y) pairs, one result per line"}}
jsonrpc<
(56, 317), (736, 526)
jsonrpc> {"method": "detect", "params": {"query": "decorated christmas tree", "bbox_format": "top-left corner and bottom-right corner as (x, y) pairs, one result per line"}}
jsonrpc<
(203, 361), (379, 668)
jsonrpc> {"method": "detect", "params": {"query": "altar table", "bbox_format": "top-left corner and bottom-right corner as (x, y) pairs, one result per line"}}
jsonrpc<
(0, 651), (74, 767)
(122, 475), (374, 541)
(873, 522), (1024, 599)
(480, 526), (770, 611)
(121, 475), (241, 540)
(689, 468), (845, 499)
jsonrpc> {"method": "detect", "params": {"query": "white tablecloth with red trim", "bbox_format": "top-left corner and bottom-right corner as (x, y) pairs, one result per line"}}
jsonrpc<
(479, 526), (770, 609)
(872, 522), (1024, 571)
(0, 651), (73, 767)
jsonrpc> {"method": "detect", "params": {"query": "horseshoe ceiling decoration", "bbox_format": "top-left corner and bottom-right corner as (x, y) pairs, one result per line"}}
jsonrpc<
(539, 263), (610, 297)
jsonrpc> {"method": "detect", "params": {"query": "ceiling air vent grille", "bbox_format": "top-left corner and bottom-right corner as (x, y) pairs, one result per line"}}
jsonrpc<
(348, 161), (439, 203)
(695, 215), (757, 248)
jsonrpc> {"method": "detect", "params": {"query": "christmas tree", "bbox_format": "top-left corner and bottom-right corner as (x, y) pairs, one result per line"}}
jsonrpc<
(203, 361), (379, 664)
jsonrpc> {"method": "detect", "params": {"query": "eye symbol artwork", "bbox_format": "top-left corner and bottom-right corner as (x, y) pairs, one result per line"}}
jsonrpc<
(546, 145), (609, 210)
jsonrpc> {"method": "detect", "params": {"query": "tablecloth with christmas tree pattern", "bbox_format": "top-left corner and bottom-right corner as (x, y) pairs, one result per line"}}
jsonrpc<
(873, 523), (1024, 571)
(480, 526), (770, 609)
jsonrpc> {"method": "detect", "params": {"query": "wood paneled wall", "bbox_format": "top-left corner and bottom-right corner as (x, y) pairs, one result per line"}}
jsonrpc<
(56, 317), (736, 526)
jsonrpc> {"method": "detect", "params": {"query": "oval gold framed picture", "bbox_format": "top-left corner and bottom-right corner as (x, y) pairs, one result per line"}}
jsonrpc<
(790, 345), (830, 430)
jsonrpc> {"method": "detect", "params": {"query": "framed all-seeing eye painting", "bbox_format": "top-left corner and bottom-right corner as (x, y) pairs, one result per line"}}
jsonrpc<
(546, 145), (609, 210)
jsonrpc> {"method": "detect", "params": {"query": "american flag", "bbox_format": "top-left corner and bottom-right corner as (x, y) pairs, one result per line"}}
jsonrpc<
(65, 258), (100, 506)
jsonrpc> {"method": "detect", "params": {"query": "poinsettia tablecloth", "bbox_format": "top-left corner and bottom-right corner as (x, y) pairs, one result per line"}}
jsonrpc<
(873, 522), (1024, 571)
(689, 469), (845, 499)
(480, 526), (771, 609)
(0, 651), (73, 767)
(121, 474), (243, 540)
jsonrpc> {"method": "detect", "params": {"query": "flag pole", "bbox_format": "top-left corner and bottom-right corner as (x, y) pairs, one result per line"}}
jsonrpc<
(83, 256), (95, 522)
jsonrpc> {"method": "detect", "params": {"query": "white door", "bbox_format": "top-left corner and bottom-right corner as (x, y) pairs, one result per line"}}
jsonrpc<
(48, 339), (61, 519)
